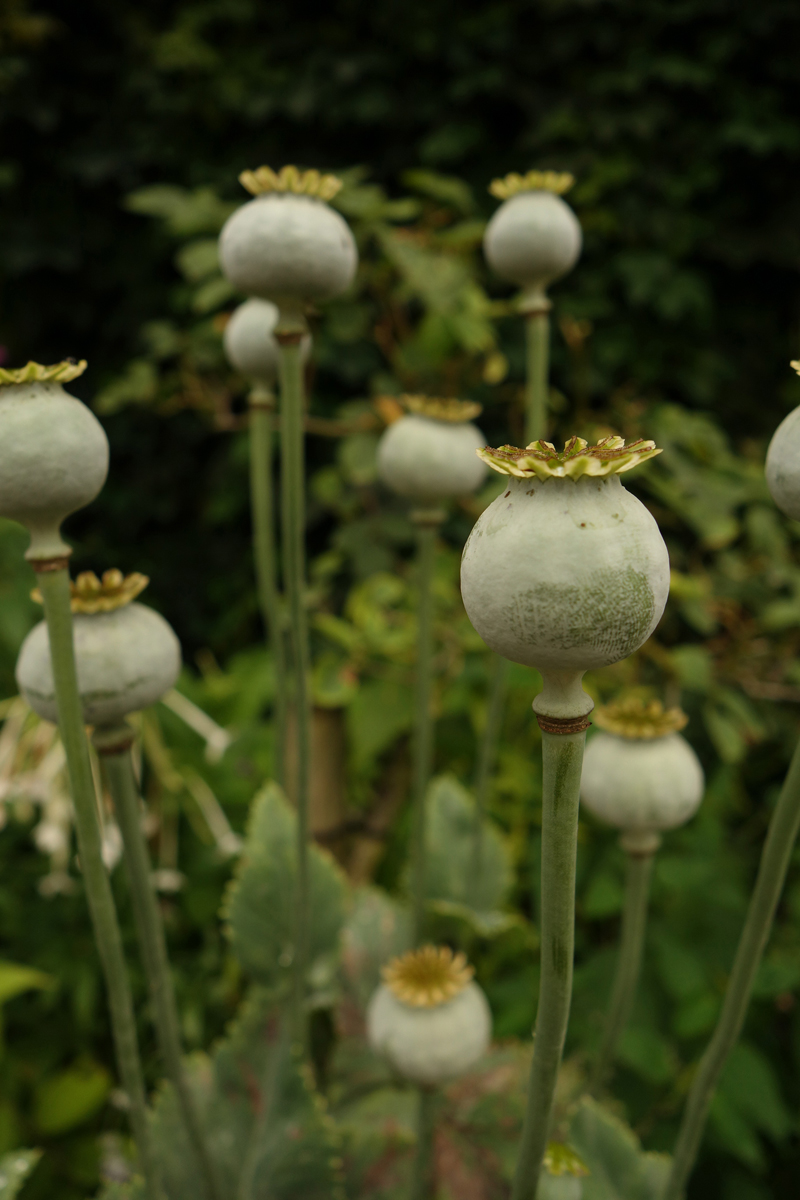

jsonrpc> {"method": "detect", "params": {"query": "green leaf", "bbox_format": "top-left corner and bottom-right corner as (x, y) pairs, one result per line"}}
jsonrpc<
(346, 678), (414, 771)
(34, 1060), (110, 1135)
(423, 774), (513, 918)
(0, 1150), (42, 1199)
(568, 1098), (671, 1200)
(0, 962), (53, 1005)
(341, 887), (411, 1010)
(225, 783), (347, 989)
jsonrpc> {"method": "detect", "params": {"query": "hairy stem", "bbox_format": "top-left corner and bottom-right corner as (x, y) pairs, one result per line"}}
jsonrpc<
(592, 849), (654, 1091)
(249, 388), (288, 788)
(98, 736), (224, 1200)
(34, 567), (161, 1196)
(409, 1087), (436, 1200)
(410, 518), (439, 945)
(664, 736), (800, 1200)
(511, 728), (585, 1200)
(277, 331), (311, 1045)
(524, 309), (551, 446)
(472, 653), (508, 884)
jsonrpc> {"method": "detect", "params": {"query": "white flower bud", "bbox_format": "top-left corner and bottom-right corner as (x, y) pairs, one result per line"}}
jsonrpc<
(0, 363), (108, 560)
(484, 191), (581, 300)
(223, 298), (311, 384)
(220, 194), (357, 305)
(766, 403), (800, 521)
(377, 403), (487, 503)
(17, 598), (181, 728)
(367, 946), (491, 1086)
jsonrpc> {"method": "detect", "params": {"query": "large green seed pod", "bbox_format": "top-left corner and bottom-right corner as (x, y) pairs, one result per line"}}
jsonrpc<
(17, 571), (180, 727)
(484, 171), (581, 307)
(367, 947), (491, 1086)
(223, 298), (311, 384)
(219, 165), (357, 307)
(581, 698), (704, 849)
(377, 396), (487, 504)
(0, 361), (108, 560)
(460, 438), (669, 718)
(765, 364), (800, 520)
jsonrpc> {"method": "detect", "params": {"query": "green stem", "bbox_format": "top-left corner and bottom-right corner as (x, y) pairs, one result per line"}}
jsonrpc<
(277, 331), (311, 1045)
(409, 1087), (436, 1200)
(249, 390), (288, 789)
(98, 736), (224, 1200)
(592, 848), (654, 1091)
(34, 567), (161, 1197)
(472, 653), (508, 884)
(663, 736), (800, 1200)
(410, 517), (439, 946)
(511, 727), (585, 1200)
(524, 308), (551, 446)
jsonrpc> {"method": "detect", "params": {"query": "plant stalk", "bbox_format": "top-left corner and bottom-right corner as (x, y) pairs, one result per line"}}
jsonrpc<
(34, 566), (161, 1197)
(410, 514), (441, 945)
(249, 387), (288, 788)
(663, 735), (800, 1200)
(592, 847), (655, 1091)
(97, 733), (224, 1200)
(524, 307), (551, 446)
(511, 726), (586, 1200)
(410, 1086), (436, 1200)
(276, 327), (311, 1045)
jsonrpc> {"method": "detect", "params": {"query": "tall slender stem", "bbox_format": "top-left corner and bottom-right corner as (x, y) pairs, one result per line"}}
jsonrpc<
(524, 307), (551, 446)
(511, 726), (586, 1200)
(410, 515), (440, 945)
(410, 1087), (436, 1200)
(97, 733), (223, 1200)
(664, 735), (800, 1200)
(276, 328), (311, 1044)
(592, 848), (654, 1091)
(249, 388), (288, 788)
(472, 652), (508, 884)
(33, 566), (161, 1197)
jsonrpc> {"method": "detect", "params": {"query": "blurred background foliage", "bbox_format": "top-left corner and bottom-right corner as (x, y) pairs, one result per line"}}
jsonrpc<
(1, 0), (800, 1196)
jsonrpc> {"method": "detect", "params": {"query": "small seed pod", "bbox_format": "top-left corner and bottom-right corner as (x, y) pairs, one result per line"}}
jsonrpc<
(765, 363), (800, 520)
(223, 298), (312, 385)
(367, 946), (491, 1087)
(581, 698), (704, 850)
(0, 361), (108, 561)
(219, 165), (357, 308)
(17, 571), (181, 728)
(538, 1175), (583, 1200)
(484, 171), (581, 307)
(460, 438), (669, 718)
(377, 396), (487, 504)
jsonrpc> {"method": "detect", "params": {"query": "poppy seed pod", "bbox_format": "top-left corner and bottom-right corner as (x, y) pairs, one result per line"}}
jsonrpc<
(765, 364), (800, 520)
(367, 946), (491, 1087)
(0, 361), (108, 561)
(484, 172), (581, 307)
(223, 298), (311, 385)
(581, 699), (704, 848)
(538, 1176), (583, 1200)
(377, 397), (487, 504)
(219, 165), (357, 308)
(17, 571), (181, 728)
(460, 438), (669, 718)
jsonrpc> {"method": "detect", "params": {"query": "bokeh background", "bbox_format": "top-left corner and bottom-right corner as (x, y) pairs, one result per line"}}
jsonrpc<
(2, 2), (800, 1197)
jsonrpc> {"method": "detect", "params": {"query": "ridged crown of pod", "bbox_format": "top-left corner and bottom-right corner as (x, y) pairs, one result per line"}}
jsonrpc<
(460, 437), (670, 718)
(366, 945), (491, 1086)
(483, 171), (582, 308)
(17, 571), (181, 728)
(537, 1144), (589, 1200)
(223, 298), (312, 385)
(765, 361), (800, 520)
(219, 165), (358, 312)
(376, 396), (488, 504)
(580, 697), (704, 850)
(0, 361), (109, 561)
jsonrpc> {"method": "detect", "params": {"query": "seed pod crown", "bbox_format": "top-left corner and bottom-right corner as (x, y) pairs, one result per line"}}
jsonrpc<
(478, 435), (662, 480)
